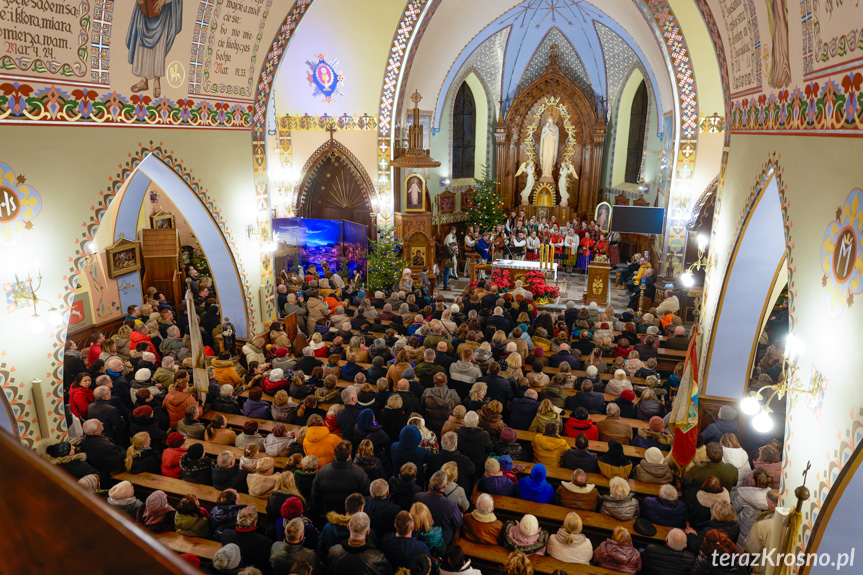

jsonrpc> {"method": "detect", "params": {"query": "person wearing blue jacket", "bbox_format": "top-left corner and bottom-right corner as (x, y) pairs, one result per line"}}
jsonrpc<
(390, 425), (430, 484)
(516, 463), (555, 503)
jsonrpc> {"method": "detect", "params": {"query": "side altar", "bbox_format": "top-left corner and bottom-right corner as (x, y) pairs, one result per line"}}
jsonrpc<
(493, 259), (558, 282)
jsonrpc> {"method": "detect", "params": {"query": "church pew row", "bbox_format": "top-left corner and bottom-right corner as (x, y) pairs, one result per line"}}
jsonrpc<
(457, 539), (621, 575)
(512, 461), (662, 497)
(114, 472), (268, 514)
(184, 438), (290, 468)
(512, 429), (645, 459)
(152, 532), (220, 561)
(483, 493), (670, 543)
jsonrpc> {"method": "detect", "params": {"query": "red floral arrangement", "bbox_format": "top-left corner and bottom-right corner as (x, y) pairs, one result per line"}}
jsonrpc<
(491, 269), (512, 291)
(524, 270), (560, 300)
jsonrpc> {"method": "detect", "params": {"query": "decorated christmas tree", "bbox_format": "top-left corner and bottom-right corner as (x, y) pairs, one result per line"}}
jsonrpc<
(468, 164), (505, 233)
(366, 224), (403, 292)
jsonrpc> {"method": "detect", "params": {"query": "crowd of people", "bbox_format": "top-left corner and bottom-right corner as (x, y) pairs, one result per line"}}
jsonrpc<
(52, 264), (785, 575)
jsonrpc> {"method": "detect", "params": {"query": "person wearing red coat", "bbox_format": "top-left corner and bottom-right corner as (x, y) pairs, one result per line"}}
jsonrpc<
(563, 407), (599, 441)
(129, 326), (160, 360)
(161, 432), (187, 478)
(69, 373), (95, 419)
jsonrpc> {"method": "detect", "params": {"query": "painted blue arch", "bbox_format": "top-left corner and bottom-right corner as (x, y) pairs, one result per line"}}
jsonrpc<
(703, 175), (785, 399)
(112, 154), (249, 339)
(433, 3), (665, 135)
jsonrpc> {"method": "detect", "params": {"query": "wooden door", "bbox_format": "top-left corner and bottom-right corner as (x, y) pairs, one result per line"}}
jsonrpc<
(300, 153), (372, 234)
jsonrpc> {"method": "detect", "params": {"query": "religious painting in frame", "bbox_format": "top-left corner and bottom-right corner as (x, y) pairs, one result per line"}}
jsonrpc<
(595, 201), (612, 234)
(462, 187), (477, 210)
(404, 173), (427, 212)
(438, 189), (455, 214)
(410, 246), (428, 268)
(150, 209), (175, 229)
(106, 236), (142, 279)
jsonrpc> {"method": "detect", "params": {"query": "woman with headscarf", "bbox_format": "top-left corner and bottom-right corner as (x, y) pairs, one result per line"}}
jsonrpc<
(503, 513), (549, 555)
(160, 432), (186, 478)
(353, 408), (391, 458)
(545, 511), (593, 564)
(634, 447), (673, 484)
(107, 480), (143, 518)
(136, 490), (176, 533)
(597, 440), (632, 479)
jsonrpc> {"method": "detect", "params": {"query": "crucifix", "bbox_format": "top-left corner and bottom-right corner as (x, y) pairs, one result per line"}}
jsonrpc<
(326, 124), (338, 142)
(410, 89), (423, 106)
(801, 460), (811, 487)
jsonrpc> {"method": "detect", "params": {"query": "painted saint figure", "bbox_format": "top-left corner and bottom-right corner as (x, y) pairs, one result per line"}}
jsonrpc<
(126, 0), (184, 98)
(765, 0), (791, 88)
(515, 159), (536, 205)
(406, 176), (423, 209)
(538, 116), (559, 181)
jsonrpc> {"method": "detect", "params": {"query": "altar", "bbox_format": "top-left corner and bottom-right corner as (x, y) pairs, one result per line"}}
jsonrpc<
(493, 259), (558, 282)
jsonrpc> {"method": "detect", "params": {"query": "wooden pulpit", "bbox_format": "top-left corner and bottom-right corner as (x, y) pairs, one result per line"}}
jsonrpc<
(582, 261), (611, 306)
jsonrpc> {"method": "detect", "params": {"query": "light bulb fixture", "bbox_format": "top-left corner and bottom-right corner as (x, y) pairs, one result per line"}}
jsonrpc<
(739, 332), (821, 430)
(11, 264), (58, 320)
(637, 178), (649, 193)
(680, 271), (695, 288)
(752, 411), (774, 433)
(677, 230), (710, 286)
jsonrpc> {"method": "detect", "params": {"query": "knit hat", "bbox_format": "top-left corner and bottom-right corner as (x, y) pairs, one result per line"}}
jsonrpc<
(274, 347), (289, 358)
(451, 304), (460, 314)
(719, 406), (738, 420)
(186, 443), (205, 460)
(485, 458), (501, 474)
(212, 543), (241, 570)
(499, 427), (517, 444)
(586, 365), (598, 377)
(179, 554), (200, 568)
(645, 447), (665, 464)
(573, 407), (590, 420)
(167, 432), (185, 448)
(534, 347), (544, 357)
(46, 441), (71, 458)
(78, 474), (99, 493)
(620, 389), (636, 402)
(499, 455), (514, 471)
(649, 416), (665, 432)
(281, 496), (304, 519)
(621, 312), (634, 322)
(518, 514), (539, 536)
(109, 480), (134, 500)
(505, 342), (518, 353)
(132, 405), (153, 419)
(135, 368), (152, 382)
(269, 368), (285, 382)
(142, 352), (156, 363)
(358, 290), (366, 299)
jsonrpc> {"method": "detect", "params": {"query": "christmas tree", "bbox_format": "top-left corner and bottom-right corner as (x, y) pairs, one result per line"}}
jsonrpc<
(468, 164), (505, 233)
(366, 224), (403, 292)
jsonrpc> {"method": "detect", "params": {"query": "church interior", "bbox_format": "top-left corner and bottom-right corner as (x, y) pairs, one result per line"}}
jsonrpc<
(0, 0), (862, 573)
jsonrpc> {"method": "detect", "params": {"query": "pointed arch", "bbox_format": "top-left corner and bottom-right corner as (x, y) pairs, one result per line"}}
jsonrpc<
(295, 139), (376, 222)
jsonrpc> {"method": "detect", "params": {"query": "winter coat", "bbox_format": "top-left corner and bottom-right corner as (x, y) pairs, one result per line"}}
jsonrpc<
(461, 511), (504, 545)
(686, 519), (740, 554)
(743, 460), (782, 489)
(69, 384), (94, 419)
(211, 465), (248, 493)
(733, 486), (771, 543)
(421, 386), (460, 437)
(516, 464), (554, 503)
(413, 490), (463, 546)
(455, 427), (492, 468)
(540, 385), (567, 409)
(477, 406), (506, 441)
(354, 411), (391, 457)
(161, 447), (186, 478)
(390, 426), (430, 484)
(503, 520), (549, 555)
(263, 433), (294, 458)
(242, 342), (266, 366)
(379, 534), (431, 571)
(443, 482), (469, 512)
(635, 460), (674, 484)
(632, 428), (674, 451)
(561, 447), (598, 473)
(211, 359), (242, 386)
(478, 474), (515, 496)
(355, 456), (387, 482)
(303, 426), (341, 468)
(563, 416), (599, 440)
(528, 410), (563, 433)
(723, 446), (753, 485)
(552, 481), (599, 511)
(388, 476), (422, 510)
(327, 539), (393, 575)
(531, 433), (570, 467)
(595, 416), (633, 445)
(640, 543), (695, 575)
(636, 398), (666, 420)
(305, 297), (329, 335)
(208, 503), (246, 540)
(593, 539), (642, 574)
(247, 472), (278, 497)
(43, 452), (98, 480)
(212, 395), (242, 415)
(181, 454), (214, 485)
(220, 527), (275, 575)
(311, 460), (371, 516)
(235, 432), (265, 451)
(270, 541), (322, 575)
(242, 399), (271, 420)
(565, 390), (606, 414)
(701, 418), (739, 445)
(508, 397), (540, 430)
(175, 511), (210, 538)
(364, 495), (402, 538)
(640, 496), (688, 528)
(545, 527), (593, 564)
(162, 390), (197, 428)
(599, 493), (639, 521)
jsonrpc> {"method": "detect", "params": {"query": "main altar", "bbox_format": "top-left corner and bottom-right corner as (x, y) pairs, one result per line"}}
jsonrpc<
(493, 259), (558, 282)
(494, 45), (606, 220)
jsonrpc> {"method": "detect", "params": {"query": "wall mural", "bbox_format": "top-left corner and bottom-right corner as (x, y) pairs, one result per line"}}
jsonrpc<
(0, 161), (41, 246)
(305, 53), (344, 103)
(820, 188), (863, 318)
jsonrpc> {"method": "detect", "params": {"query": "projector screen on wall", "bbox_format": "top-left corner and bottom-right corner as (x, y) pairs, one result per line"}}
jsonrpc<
(610, 206), (666, 235)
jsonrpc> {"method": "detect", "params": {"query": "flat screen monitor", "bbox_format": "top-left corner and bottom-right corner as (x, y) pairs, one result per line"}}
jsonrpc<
(610, 206), (666, 235)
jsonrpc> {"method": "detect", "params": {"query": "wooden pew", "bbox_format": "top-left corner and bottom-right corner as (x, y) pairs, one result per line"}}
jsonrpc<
(512, 429), (645, 459)
(184, 438), (289, 468)
(458, 539), (621, 575)
(153, 532), (221, 560)
(114, 472), (267, 513)
(486, 493), (670, 542)
(512, 460), (662, 496)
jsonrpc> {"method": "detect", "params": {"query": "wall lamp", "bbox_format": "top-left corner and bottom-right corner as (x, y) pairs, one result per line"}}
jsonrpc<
(679, 233), (709, 287)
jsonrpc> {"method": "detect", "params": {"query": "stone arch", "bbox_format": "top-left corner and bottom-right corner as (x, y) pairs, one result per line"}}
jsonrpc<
(442, 68), (495, 179)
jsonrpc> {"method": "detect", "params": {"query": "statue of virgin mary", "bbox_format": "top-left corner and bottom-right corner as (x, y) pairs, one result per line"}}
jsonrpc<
(538, 116), (559, 182)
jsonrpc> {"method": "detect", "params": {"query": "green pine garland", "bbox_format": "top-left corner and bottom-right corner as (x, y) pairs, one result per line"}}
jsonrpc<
(366, 224), (404, 292)
(468, 164), (505, 233)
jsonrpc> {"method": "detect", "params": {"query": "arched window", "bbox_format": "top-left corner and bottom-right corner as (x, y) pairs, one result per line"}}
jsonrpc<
(625, 81), (648, 184)
(452, 82), (476, 180)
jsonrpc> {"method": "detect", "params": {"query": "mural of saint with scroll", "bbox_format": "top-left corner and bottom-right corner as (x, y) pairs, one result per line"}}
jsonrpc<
(538, 116), (559, 182)
(126, 0), (184, 98)
(765, 0), (790, 88)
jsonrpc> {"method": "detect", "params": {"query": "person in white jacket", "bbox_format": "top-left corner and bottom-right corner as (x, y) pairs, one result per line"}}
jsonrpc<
(545, 511), (594, 564)
(732, 469), (775, 546)
(721, 433), (752, 485)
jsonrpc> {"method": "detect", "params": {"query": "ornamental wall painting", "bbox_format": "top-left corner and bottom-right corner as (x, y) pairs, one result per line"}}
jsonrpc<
(306, 53), (344, 103)
(820, 188), (863, 318)
(0, 162), (41, 246)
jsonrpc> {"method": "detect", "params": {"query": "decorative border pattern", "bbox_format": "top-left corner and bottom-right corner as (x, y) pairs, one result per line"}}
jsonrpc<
(277, 113), (378, 131)
(376, 0), (432, 201)
(0, 83), (252, 128)
(730, 75), (863, 132)
(251, 0), (315, 326)
(89, 0), (114, 85)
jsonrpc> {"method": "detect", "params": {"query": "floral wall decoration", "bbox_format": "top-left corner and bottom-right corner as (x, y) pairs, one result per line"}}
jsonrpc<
(820, 188), (863, 318)
(0, 161), (42, 246)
